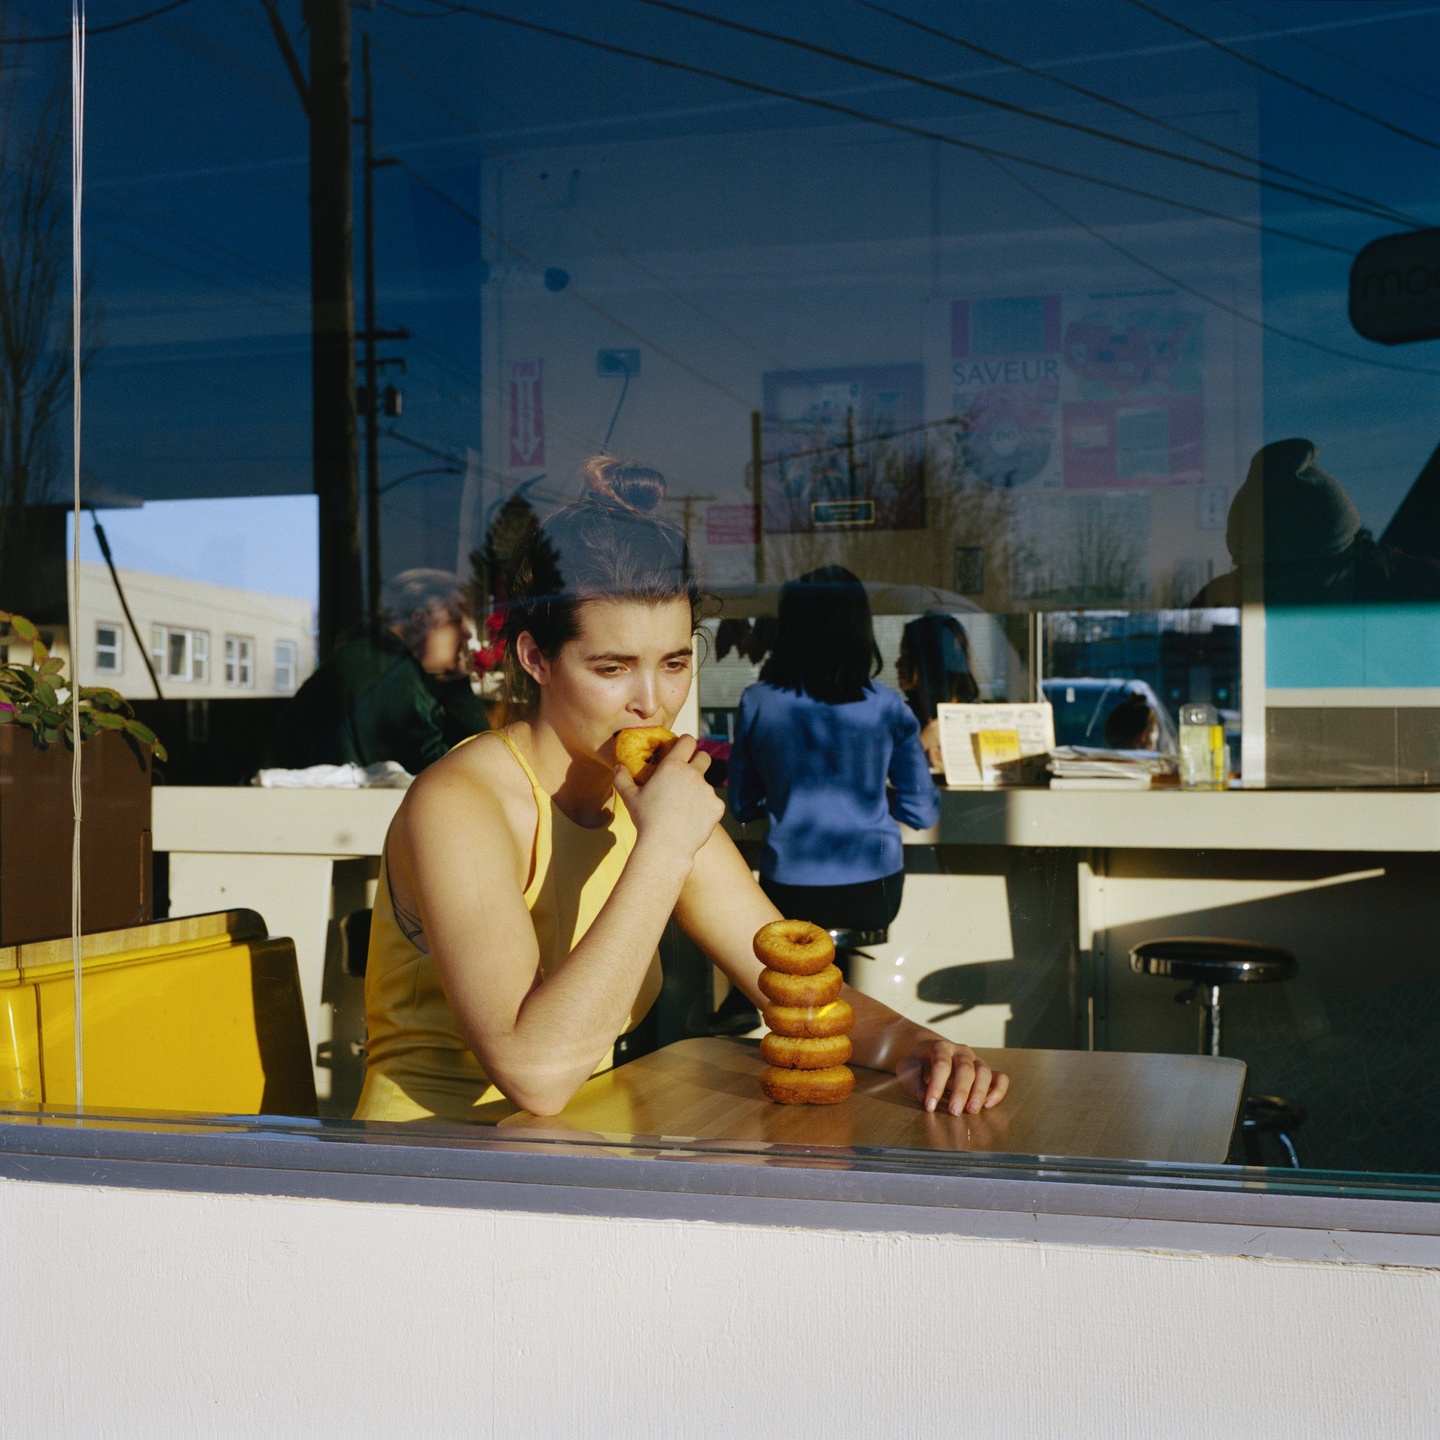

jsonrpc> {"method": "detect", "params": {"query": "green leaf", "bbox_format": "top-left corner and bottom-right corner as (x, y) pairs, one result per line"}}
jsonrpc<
(34, 680), (57, 708)
(81, 686), (131, 715)
(30, 638), (49, 665)
(88, 710), (126, 730)
(124, 719), (158, 746)
(5, 614), (37, 643)
(40, 656), (65, 677)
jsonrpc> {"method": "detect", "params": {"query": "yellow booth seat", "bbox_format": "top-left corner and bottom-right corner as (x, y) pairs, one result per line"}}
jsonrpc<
(0, 910), (317, 1117)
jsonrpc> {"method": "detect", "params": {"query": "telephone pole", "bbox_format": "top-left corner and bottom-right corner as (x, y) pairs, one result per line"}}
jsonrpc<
(356, 34), (404, 628)
(307, 0), (362, 655)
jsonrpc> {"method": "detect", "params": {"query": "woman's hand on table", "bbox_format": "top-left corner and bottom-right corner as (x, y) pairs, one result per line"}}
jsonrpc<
(614, 735), (725, 867)
(897, 1037), (1008, 1115)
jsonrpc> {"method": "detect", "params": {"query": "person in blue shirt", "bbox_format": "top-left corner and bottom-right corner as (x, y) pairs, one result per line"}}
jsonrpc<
(729, 566), (940, 948)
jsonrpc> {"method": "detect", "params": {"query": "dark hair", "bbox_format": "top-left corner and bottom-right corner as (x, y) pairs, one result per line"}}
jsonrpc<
(500, 456), (700, 718)
(897, 614), (979, 726)
(759, 565), (879, 705)
(1102, 693), (1156, 750)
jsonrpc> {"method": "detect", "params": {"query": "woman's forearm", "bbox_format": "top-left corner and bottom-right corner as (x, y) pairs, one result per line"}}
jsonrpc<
(480, 838), (692, 1113)
(843, 984), (940, 1072)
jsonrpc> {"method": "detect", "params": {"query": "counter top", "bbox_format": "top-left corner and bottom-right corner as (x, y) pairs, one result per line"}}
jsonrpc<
(502, 1036), (1246, 1165)
(152, 782), (1440, 857)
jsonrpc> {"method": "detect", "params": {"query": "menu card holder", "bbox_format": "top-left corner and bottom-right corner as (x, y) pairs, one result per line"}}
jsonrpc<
(936, 702), (1056, 787)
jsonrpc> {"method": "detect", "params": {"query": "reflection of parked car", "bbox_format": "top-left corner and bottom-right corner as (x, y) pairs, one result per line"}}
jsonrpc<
(1042, 678), (1177, 752)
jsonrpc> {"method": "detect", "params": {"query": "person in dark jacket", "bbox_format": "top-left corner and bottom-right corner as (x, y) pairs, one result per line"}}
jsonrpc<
(262, 569), (486, 777)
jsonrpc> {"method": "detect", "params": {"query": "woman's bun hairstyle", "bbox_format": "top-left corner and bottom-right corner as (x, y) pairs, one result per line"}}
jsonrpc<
(579, 455), (667, 515)
(499, 455), (702, 720)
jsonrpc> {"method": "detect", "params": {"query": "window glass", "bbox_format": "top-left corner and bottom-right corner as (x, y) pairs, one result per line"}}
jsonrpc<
(225, 635), (255, 689)
(94, 623), (122, 675)
(2, 1), (1433, 1191)
(274, 639), (297, 694)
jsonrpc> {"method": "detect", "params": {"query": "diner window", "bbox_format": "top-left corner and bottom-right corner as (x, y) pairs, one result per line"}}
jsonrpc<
(2, 0), (1426, 1202)
(94, 623), (122, 676)
(274, 639), (297, 694)
(224, 635), (254, 688)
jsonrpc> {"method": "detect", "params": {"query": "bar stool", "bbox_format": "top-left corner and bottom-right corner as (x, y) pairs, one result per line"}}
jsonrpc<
(828, 926), (888, 982)
(1129, 936), (1305, 1167)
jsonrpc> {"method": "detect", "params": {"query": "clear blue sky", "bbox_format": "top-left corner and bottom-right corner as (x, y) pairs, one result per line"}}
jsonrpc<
(68, 497), (319, 604)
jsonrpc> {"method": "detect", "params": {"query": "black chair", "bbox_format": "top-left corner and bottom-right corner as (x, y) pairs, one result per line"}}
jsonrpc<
(1129, 936), (1305, 1167)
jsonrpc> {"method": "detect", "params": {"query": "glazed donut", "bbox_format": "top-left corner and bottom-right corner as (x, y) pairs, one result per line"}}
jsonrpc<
(753, 919), (835, 976)
(614, 726), (677, 781)
(759, 1032), (853, 1070)
(757, 963), (842, 1007)
(761, 1064), (855, 1105)
(763, 999), (855, 1039)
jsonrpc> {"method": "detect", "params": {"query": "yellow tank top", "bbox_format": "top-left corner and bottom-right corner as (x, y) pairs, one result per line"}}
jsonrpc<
(353, 730), (662, 1123)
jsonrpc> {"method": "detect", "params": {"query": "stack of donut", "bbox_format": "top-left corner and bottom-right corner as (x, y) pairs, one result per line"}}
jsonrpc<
(753, 920), (855, 1104)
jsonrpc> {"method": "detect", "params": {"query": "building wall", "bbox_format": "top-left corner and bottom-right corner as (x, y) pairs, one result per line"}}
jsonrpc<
(2, 1178), (1434, 1439)
(64, 563), (314, 700)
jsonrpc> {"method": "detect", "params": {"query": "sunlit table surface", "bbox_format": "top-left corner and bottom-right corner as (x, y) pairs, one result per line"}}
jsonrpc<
(500, 1037), (1246, 1164)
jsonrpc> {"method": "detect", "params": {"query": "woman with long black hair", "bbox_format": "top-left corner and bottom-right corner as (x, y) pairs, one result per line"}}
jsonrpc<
(729, 566), (939, 947)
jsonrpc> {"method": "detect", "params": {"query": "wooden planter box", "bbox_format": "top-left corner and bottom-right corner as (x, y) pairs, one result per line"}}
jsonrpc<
(0, 727), (152, 946)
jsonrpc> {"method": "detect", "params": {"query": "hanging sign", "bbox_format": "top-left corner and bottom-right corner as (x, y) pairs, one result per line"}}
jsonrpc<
(1349, 228), (1440, 345)
(508, 359), (545, 467)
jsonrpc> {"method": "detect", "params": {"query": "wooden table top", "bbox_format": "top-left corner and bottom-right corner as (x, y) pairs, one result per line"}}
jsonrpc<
(500, 1037), (1246, 1164)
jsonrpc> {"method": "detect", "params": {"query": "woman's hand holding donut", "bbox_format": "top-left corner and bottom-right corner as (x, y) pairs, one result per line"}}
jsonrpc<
(896, 1037), (1008, 1115)
(613, 733), (724, 867)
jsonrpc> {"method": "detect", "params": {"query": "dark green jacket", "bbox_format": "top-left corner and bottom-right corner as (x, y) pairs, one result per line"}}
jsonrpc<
(262, 632), (486, 777)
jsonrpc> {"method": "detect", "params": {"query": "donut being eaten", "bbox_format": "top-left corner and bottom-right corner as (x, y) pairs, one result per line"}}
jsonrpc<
(614, 726), (677, 781)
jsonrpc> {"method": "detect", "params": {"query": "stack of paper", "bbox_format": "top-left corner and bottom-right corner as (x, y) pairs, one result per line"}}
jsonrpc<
(1047, 747), (1176, 790)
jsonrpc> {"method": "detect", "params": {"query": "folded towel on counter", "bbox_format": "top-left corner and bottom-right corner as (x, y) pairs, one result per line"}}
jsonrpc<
(252, 761), (414, 790)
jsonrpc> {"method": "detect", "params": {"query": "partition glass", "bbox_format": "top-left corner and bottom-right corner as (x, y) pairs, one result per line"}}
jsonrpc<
(0, 1), (1436, 1185)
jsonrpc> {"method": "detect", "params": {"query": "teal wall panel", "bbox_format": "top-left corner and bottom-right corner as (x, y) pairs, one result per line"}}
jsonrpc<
(1267, 605), (1440, 688)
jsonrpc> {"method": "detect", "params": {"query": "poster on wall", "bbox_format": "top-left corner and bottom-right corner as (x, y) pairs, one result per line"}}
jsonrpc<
(508, 359), (545, 468)
(761, 364), (925, 533)
(940, 293), (1204, 491)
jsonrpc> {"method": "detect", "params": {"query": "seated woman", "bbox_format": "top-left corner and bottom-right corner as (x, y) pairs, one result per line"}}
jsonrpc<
(728, 567), (940, 953)
(895, 613), (980, 771)
(355, 461), (1006, 1123)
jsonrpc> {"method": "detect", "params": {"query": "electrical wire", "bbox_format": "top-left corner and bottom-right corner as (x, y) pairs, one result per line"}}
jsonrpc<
(987, 152), (1440, 379)
(433, 3), (1440, 379)
(370, 34), (789, 368)
(635, 0), (1415, 228)
(421, 4), (1361, 259)
(853, 0), (1425, 230)
(12, 0), (189, 43)
(601, 366), (630, 449)
(68, 0), (87, 1112)
(1215, 0), (1440, 111)
(1122, 0), (1440, 155)
(393, 155), (750, 407)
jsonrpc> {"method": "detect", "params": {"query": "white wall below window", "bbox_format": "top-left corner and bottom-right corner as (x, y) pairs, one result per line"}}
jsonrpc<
(2, 1176), (1434, 1438)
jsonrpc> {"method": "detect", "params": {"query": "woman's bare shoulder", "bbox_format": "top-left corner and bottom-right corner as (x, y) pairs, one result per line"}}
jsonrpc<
(393, 732), (535, 860)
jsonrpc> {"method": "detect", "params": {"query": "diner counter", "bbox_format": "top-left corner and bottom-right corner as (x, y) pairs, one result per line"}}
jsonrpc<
(152, 782), (1440, 856)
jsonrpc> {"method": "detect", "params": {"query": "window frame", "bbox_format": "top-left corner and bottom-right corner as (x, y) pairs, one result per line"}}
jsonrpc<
(274, 638), (297, 694)
(94, 621), (123, 677)
(224, 634), (255, 689)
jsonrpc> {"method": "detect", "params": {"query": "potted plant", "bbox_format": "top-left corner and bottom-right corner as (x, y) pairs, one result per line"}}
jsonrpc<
(0, 610), (167, 946)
